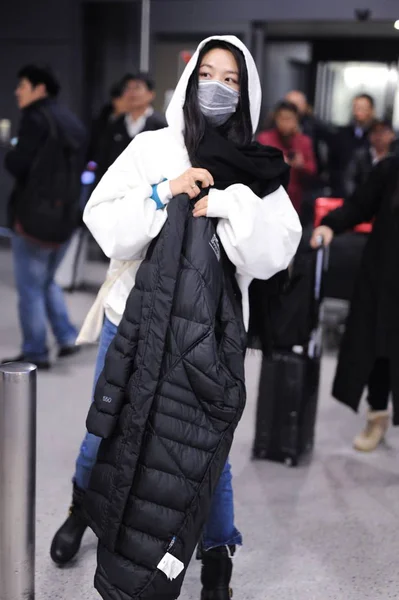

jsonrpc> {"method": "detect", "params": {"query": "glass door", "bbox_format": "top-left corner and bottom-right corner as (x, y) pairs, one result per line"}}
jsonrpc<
(314, 61), (399, 125)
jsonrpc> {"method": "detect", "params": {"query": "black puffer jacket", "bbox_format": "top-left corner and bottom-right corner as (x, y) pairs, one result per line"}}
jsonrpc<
(84, 193), (247, 600)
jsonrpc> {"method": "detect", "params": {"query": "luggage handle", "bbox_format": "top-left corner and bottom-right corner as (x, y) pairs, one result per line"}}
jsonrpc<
(314, 235), (328, 304)
(308, 236), (328, 359)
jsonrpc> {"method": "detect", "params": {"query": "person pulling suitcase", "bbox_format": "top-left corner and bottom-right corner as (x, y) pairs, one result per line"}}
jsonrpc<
(314, 197), (371, 350)
(311, 155), (399, 452)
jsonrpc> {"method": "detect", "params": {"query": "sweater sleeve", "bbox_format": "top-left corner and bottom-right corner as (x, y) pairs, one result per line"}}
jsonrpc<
(83, 134), (168, 261)
(321, 159), (388, 234)
(207, 184), (302, 280)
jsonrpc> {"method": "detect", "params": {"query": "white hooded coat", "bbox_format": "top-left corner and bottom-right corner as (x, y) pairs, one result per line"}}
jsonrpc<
(82, 35), (302, 335)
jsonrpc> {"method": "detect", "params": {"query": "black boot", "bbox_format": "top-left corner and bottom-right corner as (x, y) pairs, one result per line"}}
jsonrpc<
(200, 545), (235, 600)
(50, 484), (87, 565)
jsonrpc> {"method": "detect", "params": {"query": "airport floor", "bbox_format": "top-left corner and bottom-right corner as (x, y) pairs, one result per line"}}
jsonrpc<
(1, 247), (398, 600)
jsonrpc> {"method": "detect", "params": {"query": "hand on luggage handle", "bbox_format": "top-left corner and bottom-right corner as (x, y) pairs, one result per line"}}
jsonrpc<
(314, 234), (330, 303)
(315, 233), (329, 269)
(311, 225), (334, 249)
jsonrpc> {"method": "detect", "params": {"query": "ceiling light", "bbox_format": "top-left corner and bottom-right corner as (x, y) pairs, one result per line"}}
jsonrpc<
(394, 20), (399, 30)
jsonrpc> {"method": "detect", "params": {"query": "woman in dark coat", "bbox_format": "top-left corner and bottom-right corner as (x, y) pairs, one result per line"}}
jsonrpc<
(312, 155), (399, 451)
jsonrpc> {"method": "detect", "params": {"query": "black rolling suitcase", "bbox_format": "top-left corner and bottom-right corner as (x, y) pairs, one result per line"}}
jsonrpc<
(252, 243), (326, 466)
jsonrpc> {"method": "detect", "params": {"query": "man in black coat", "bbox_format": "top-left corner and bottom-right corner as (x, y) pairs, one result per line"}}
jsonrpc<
(331, 93), (376, 196)
(344, 120), (395, 197)
(2, 64), (86, 369)
(95, 73), (166, 179)
(311, 155), (399, 452)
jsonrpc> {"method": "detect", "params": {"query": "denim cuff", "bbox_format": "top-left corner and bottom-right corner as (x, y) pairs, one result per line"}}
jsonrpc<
(201, 529), (243, 551)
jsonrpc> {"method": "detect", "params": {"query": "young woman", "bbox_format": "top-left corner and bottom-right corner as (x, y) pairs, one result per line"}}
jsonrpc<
(51, 35), (301, 599)
(312, 154), (399, 453)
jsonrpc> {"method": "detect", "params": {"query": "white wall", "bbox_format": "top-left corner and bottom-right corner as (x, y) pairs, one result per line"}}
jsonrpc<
(153, 41), (201, 113)
(263, 42), (312, 114)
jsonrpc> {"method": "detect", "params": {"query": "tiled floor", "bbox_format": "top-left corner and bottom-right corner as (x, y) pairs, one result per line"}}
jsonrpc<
(1, 248), (398, 599)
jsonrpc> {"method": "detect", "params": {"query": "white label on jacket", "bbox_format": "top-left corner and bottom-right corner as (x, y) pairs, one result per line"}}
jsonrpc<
(157, 553), (184, 580)
(209, 234), (221, 261)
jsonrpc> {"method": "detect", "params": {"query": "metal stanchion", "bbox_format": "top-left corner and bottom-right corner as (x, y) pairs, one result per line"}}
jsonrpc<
(139, 0), (151, 73)
(0, 363), (37, 600)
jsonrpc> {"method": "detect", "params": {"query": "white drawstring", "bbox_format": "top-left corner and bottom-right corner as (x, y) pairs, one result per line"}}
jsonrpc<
(225, 545), (241, 560)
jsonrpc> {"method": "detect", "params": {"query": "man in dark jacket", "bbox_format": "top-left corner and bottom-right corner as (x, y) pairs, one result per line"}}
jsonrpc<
(2, 64), (86, 369)
(96, 73), (166, 178)
(344, 120), (395, 197)
(331, 93), (376, 196)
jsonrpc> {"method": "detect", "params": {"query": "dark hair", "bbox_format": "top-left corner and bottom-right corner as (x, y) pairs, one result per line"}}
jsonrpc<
(110, 72), (155, 100)
(274, 100), (300, 118)
(183, 40), (253, 164)
(133, 72), (155, 91)
(18, 64), (60, 97)
(120, 72), (155, 95)
(110, 81), (124, 100)
(354, 93), (375, 108)
(369, 119), (393, 133)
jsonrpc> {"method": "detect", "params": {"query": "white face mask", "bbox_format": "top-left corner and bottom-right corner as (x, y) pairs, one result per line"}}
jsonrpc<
(198, 80), (240, 127)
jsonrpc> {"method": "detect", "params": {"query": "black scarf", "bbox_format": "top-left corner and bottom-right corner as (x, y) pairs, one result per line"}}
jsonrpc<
(195, 126), (291, 354)
(195, 124), (289, 197)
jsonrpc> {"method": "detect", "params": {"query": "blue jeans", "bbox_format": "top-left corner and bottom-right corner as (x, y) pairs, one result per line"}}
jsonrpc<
(74, 317), (242, 549)
(74, 317), (117, 491)
(11, 234), (77, 362)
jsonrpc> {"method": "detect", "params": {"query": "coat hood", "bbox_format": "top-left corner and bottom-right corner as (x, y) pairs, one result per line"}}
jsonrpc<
(166, 35), (261, 139)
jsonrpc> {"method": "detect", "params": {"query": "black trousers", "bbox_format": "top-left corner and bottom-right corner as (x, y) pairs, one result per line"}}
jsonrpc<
(368, 358), (391, 411)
